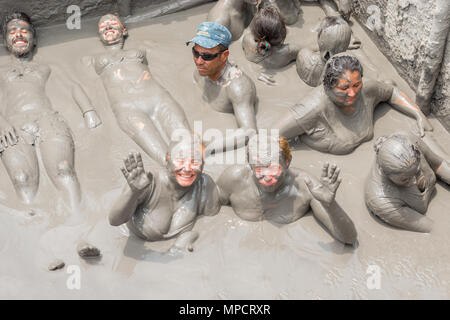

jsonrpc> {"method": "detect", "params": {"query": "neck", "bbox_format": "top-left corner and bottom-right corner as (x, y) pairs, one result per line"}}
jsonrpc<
(11, 52), (33, 63)
(337, 104), (357, 116)
(208, 62), (227, 82)
(104, 42), (123, 51)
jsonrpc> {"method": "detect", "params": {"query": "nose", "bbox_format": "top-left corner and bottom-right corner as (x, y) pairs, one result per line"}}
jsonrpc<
(181, 160), (193, 171)
(194, 55), (204, 64)
(347, 88), (356, 97)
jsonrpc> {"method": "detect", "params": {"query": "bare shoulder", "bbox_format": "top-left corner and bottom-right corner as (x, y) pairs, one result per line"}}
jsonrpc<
(226, 66), (256, 98)
(218, 164), (252, 190)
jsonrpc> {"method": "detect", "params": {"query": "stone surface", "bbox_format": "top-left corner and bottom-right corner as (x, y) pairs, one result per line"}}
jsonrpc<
(48, 259), (65, 271)
(77, 241), (101, 258)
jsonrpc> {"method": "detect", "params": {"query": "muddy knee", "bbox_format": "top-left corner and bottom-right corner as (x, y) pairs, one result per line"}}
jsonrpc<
(54, 161), (76, 180)
(11, 171), (38, 202)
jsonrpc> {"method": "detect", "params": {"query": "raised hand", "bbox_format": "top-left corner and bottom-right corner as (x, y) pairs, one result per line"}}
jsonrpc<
(120, 152), (152, 193)
(305, 163), (342, 205)
(0, 123), (18, 152)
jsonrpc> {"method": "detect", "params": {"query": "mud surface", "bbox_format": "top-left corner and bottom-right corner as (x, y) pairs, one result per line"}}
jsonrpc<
(0, 3), (450, 299)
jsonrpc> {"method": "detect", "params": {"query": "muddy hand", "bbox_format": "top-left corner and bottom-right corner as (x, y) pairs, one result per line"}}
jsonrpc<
(417, 116), (433, 137)
(120, 152), (152, 192)
(83, 110), (102, 129)
(305, 163), (342, 205)
(0, 125), (19, 151)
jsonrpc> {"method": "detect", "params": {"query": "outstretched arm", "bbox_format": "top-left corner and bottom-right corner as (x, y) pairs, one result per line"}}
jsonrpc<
(199, 175), (222, 216)
(51, 62), (102, 129)
(388, 87), (432, 137)
(109, 152), (153, 226)
(305, 163), (357, 244)
(416, 137), (450, 185)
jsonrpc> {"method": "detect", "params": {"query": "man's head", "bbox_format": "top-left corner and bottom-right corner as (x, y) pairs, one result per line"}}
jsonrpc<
(374, 134), (421, 188)
(318, 16), (351, 61)
(166, 133), (205, 188)
(323, 55), (363, 108)
(98, 14), (127, 46)
(187, 22), (231, 80)
(3, 11), (36, 57)
(248, 134), (292, 193)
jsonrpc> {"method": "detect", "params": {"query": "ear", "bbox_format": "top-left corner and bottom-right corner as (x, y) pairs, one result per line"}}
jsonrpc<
(123, 27), (128, 37)
(222, 49), (230, 61)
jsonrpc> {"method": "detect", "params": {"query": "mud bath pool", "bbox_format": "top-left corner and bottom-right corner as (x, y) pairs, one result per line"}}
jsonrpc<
(1, 3), (450, 299)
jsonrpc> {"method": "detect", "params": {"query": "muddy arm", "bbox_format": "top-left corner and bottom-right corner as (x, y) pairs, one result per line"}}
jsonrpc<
(199, 175), (222, 216)
(416, 138), (450, 185)
(388, 87), (433, 137)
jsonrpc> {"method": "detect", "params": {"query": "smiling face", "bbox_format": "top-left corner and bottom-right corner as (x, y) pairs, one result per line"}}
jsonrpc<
(5, 19), (35, 57)
(167, 137), (204, 188)
(98, 14), (127, 46)
(327, 70), (363, 108)
(192, 44), (229, 81)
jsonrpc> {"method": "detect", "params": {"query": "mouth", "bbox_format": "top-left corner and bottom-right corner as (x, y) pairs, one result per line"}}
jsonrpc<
(176, 172), (197, 185)
(13, 39), (27, 46)
(104, 30), (118, 38)
(258, 177), (277, 186)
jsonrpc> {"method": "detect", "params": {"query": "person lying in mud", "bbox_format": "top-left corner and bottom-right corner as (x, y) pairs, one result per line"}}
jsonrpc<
(109, 134), (221, 252)
(0, 12), (100, 209)
(272, 55), (433, 155)
(241, 7), (350, 74)
(365, 133), (450, 233)
(217, 134), (357, 245)
(85, 14), (191, 166)
(187, 22), (257, 154)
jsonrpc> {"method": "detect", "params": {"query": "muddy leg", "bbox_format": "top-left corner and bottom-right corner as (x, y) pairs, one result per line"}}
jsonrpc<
(170, 231), (199, 253)
(1, 143), (39, 204)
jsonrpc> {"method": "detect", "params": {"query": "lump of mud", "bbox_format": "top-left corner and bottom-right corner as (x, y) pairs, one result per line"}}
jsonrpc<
(48, 259), (65, 271)
(77, 241), (101, 259)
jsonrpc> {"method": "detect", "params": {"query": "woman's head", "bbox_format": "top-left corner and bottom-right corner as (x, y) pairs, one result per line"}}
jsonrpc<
(374, 134), (421, 187)
(250, 5), (286, 54)
(323, 54), (363, 107)
(318, 16), (351, 61)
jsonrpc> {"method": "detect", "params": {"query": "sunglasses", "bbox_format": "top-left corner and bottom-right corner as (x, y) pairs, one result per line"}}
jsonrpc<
(192, 47), (226, 61)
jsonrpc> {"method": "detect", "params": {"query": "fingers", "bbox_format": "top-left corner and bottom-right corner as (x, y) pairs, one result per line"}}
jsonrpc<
(321, 162), (329, 178)
(135, 152), (144, 169)
(328, 164), (337, 179)
(123, 152), (144, 175)
(330, 166), (340, 184)
(120, 166), (129, 178)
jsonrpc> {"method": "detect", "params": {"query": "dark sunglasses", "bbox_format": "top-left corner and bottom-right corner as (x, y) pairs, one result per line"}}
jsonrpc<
(192, 47), (226, 61)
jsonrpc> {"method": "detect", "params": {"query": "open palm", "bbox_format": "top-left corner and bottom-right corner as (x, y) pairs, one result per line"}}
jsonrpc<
(120, 152), (152, 192)
(306, 163), (342, 205)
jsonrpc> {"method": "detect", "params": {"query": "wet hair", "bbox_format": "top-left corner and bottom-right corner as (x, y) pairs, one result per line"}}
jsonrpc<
(323, 55), (363, 90)
(247, 134), (292, 164)
(317, 16), (351, 60)
(374, 134), (421, 176)
(250, 5), (286, 54)
(166, 132), (205, 162)
(2, 11), (35, 41)
(278, 136), (292, 163)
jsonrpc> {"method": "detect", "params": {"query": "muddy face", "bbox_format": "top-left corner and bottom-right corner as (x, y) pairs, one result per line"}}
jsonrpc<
(386, 164), (420, 188)
(192, 44), (229, 80)
(5, 19), (35, 57)
(167, 141), (204, 188)
(98, 15), (126, 46)
(327, 70), (363, 109)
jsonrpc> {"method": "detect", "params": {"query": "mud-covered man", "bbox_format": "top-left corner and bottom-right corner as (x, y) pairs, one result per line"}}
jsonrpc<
(217, 134), (357, 245)
(0, 12), (100, 209)
(187, 22), (257, 155)
(109, 134), (221, 251)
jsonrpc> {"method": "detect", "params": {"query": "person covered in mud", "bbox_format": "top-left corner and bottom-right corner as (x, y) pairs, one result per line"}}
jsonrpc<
(187, 22), (257, 154)
(0, 12), (101, 209)
(85, 14), (191, 166)
(296, 15), (351, 86)
(241, 5), (300, 69)
(365, 133), (450, 233)
(272, 55), (433, 155)
(207, 0), (258, 41)
(217, 134), (358, 245)
(109, 134), (221, 251)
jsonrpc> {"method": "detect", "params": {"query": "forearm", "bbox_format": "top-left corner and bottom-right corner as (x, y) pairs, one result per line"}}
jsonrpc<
(310, 199), (357, 244)
(389, 88), (425, 120)
(206, 127), (256, 155)
(72, 84), (95, 114)
(109, 184), (150, 226)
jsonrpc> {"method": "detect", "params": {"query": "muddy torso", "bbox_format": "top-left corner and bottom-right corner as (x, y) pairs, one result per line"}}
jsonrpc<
(129, 171), (211, 241)
(194, 62), (244, 113)
(296, 81), (393, 154)
(93, 48), (166, 113)
(0, 61), (53, 118)
(228, 166), (312, 224)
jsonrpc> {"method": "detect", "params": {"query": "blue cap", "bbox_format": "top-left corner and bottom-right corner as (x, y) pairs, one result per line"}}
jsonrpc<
(186, 22), (232, 48)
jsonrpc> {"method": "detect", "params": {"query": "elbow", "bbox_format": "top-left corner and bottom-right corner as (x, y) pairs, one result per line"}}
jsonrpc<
(109, 213), (124, 227)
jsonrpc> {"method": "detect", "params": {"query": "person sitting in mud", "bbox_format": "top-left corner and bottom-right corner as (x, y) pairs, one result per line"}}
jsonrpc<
(109, 134), (221, 252)
(365, 133), (450, 233)
(296, 15), (351, 86)
(242, 5), (300, 69)
(272, 55), (433, 155)
(0, 12), (101, 209)
(187, 22), (257, 154)
(84, 14), (191, 166)
(217, 134), (357, 245)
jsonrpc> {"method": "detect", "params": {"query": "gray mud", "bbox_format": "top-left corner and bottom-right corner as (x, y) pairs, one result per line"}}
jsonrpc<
(0, 3), (450, 299)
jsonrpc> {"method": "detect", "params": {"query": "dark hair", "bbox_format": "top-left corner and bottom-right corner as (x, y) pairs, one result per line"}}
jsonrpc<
(323, 55), (363, 90)
(217, 44), (228, 51)
(2, 11), (35, 40)
(317, 16), (351, 60)
(250, 5), (286, 54)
